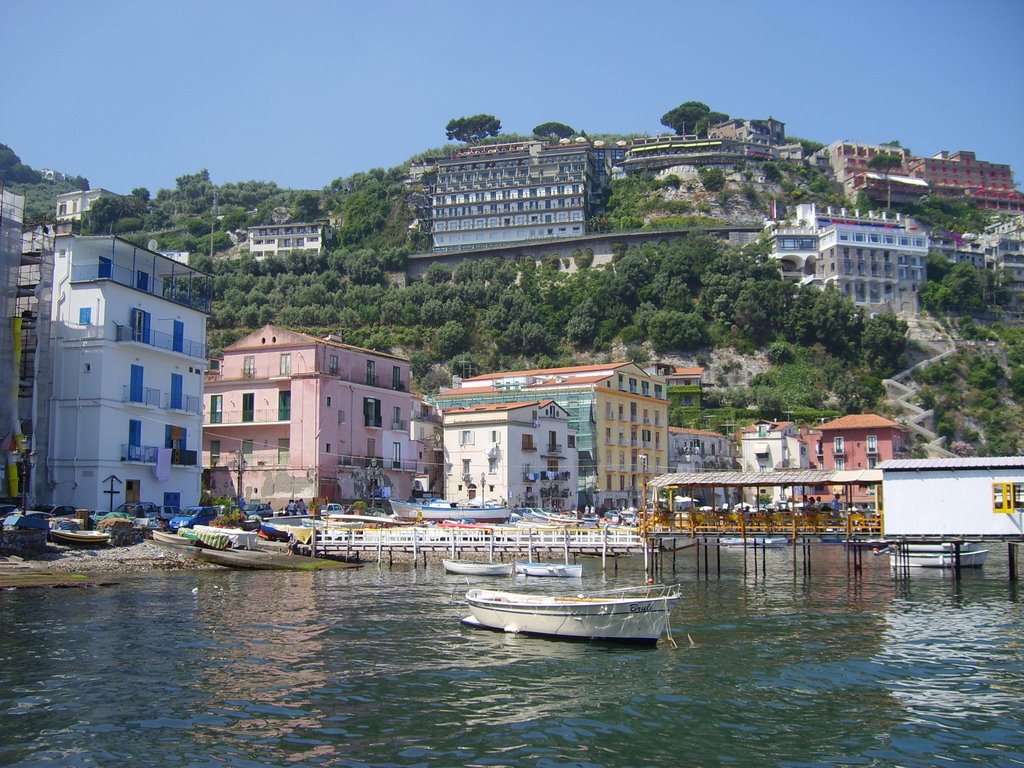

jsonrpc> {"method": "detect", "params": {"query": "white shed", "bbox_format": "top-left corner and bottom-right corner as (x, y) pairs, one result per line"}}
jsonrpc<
(880, 457), (1024, 537)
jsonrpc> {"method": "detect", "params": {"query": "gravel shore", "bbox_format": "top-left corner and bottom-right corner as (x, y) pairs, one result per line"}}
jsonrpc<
(32, 541), (218, 573)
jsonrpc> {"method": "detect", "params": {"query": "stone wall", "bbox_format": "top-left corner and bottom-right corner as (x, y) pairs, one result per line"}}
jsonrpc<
(0, 528), (48, 556)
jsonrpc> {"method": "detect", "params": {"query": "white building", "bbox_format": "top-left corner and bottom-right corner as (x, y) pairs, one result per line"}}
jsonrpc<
(668, 426), (737, 473)
(247, 222), (327, 259)
(46, 235), (212, 511)
(442, 400), (578, 512)
(767, 203), (928, 311)
(881, 457), (1024, 537)
(55, 189), (114, 222)
(739, 420), (809, 503)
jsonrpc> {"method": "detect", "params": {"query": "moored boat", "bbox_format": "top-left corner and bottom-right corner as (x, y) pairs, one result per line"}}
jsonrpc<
(892, 542), (989, 569)
(390, 498), (510, 523)
(49, 529), (111, 546)
(719, 536), (788, 548)
(152, 529), (201, 549)
(184, 547), (362, 570)
(443, 559), (513, 576)
(461, 584), (681, 644)
(514, 561), (583, 578)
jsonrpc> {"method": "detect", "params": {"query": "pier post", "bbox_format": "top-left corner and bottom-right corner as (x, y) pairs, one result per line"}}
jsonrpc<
(602, 527), (607, 571)
(412, 527), (418, 567)
(1010, 542), (1018, 582)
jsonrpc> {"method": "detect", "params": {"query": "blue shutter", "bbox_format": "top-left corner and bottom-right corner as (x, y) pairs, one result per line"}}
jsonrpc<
(99, 256), (111, 279)
(79, 307), (92, 325)
(172, 320), (184, 353)
(130, 364), (143, 402)
(129, 419), (142, 448)
(170, 373), (183, 410)
(165, 424), (173, 449)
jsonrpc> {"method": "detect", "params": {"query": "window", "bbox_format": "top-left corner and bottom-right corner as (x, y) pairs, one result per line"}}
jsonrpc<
(242, 393), (255, 422)
(170, 373), (183, 410)
(172, 320), (184, 353)
(835, 457), (846, 470)
(278, 438), (290, 465)
(393, 366), (403, 391)
(210, 395), (222, 423)
(366, 360), (376, 386)
(393, 406), (402, 429)
(279, 354), (291, 376)
(242, 439), (253, 461)
(833, 436), (844, 453)
(567, 435), (575, 448)
(326, 443), (332, 454)
(462, 459), (471, 478)
(79, 307), (92, 325)
(210, 440), (220, 466)
(866, 435), (878, 453)
(129, 364), (144, 403)
(128, 419), (141, 448)
(243, 356), (256, 378)
(363, 397), (382, 427)
(488, 456), (497, 473)
(278, 391), (291, 420)
(326, 396), (332, 407)
(522, 434), (535, 451)
(130, 307), (151, 344)
(460, 430), (474, 445)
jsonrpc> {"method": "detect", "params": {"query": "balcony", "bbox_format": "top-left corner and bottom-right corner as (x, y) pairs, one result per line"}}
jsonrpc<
(541, 443), (563, 457)
(172, 449), (198, 467)
(204, 408), (290, 426)
(71, 260), (212, 314)
(123, 385), (161, 408)
(122, 444), (159, 463)
(115, 323), (206, 360)
(164, 393), (202, 415)
(391, 419), (407, 431)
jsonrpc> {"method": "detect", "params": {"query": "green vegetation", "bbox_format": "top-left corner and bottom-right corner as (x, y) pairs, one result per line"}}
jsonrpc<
(660, 101), (728, 137)
(445, 114), (502, 144)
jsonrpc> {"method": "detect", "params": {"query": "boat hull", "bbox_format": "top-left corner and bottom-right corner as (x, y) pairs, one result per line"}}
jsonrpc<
(152, 530), (200, 548)
(894, 542), (989, 568)
(49, 530), (110, 546)
(462, 586), (680, 644)
(514, 561), (583, 578)
(185, 547), (361, 570)
(443, 559), (513, 576)
(718, 537), (788, 548)
(390, 500), (510, 523)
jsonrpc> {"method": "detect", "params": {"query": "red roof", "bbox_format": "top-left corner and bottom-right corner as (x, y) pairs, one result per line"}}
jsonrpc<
(818, 414), (900, 430)
(670, 367), (705, 376)
(461, 362), (632, 382)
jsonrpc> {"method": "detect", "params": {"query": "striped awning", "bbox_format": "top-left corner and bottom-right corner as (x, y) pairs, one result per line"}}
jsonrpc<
(649, 468), (882, 488)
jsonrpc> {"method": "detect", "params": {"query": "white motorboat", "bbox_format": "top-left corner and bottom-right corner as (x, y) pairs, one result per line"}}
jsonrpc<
(461, 584), (682, 644)
(719, 536), (788, 548)
(443, 559), (513, 576)
(514, 561), (583, 578)
(390, 498), (511, 523)
(892, 542), (989, 569)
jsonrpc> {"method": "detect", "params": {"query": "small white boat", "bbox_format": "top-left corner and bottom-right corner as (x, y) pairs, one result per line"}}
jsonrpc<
(719, 536), (788, 548)
(514, 561), (583, 578)
(893, 542), (989, 569)
(390, 498), (510, 523)
(49, 529), (111, 546)
(443, 559), (513, 576)
(461, 584), (681, 644)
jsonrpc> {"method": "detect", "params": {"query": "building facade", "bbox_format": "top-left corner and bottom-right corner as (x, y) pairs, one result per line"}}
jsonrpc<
(812, 141), (910, 198)
(247, 222), (328, 259)
(739, 420), (809, 502)
(767, 203), (928, 310)
(432, 362), (669, 512)
(667, 426), (737, 473)
(430, 139), (597, 252)
(442, 400), (577, 511)
(202, 326), (418, 508)
(55, 189), (115, 222)
(42, 235), (212, 511)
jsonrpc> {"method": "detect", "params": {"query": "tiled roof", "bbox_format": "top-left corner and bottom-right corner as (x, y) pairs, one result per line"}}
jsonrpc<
(443, 400), (545, 414)
(461, 362), (632, 382)
(669, 426), (726, 438)
(670, 367), (705, 376)
(740, 421), (793, 434)
(818, 414), (900, 430)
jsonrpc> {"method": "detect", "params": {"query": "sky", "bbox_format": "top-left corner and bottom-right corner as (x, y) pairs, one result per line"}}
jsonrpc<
(3, 0), (1023, 196)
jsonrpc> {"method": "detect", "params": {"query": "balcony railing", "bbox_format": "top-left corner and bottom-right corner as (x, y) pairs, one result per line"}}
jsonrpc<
(71, 261), (212, 314)
(121, 444), (198, 466)
(123, 385), (161, 407)
(204, 408), (290, 425)
(164, 393), (202, 415)
(336, 454), (417, 472)
(172, 449), (198, 467)
(114, 323), (206, 360)
(391, 419), (407, 431)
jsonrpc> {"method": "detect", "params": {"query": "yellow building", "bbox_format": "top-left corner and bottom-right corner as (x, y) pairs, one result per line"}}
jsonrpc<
(432, 362), (668, 511)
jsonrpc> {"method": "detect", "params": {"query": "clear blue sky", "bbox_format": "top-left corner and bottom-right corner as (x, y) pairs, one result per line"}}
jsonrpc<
(3, 0), (1022, 196)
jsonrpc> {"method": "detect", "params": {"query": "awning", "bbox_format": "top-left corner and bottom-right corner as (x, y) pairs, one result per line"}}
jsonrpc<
(754, 444), (770, 455)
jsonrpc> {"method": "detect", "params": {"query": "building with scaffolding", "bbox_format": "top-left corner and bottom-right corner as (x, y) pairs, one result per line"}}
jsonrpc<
(431, 362), (669, 512)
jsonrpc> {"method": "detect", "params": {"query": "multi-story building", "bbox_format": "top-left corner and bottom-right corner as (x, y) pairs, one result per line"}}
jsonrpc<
(767, 203), (928, 311)
(442, 400), (577, 511)
(812, 141), (911, 198)
(739, 420), (809, 503)
(907, 150), (1015, 198)
(430, 139), (597, 252)
(708, 117), (786, 147)
(667, 426), (736, 472)
(39, 235), (212, 511)
(410, 399), (444, 498)
(55, 189), (115, 222)
(811, 414), (907, 506)
(247, 222), (328, 259)
(590, 139), (628, 188)
(621, 135), (769, 173)
(203, 326), (418, 508)
(432, 362), (669, 512)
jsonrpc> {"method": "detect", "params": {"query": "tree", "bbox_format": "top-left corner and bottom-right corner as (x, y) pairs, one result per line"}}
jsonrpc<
(867, 152), (903, 209)
(532, 122), (575, 140)
(698, 167), (726, 192)
(291, 190), (321, 222)
(861, 313), (908, 377)
(660, 101), (726, 136)
(445, 114), (502, 144)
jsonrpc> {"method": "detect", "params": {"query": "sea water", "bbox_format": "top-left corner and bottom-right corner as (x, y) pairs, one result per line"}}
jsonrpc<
(1, 546), (1022, 767)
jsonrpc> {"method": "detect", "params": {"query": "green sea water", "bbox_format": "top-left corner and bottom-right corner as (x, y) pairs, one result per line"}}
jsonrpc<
(1, 546), (1022, 767)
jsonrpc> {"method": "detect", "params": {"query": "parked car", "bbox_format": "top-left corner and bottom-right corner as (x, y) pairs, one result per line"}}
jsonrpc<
(242, 502), (274, 516)
(168, 506), (219, 532)
(157, 505), (183, 522)
(112, 502), (160, 519)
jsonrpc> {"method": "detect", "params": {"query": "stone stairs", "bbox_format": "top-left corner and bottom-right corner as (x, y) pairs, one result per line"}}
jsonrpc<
(882, 315), (958, 458)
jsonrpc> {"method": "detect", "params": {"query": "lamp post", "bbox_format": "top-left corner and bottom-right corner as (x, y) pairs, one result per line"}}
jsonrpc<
(231, 449), (247, 507)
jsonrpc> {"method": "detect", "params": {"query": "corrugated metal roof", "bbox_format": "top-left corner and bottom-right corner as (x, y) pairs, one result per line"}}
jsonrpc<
(881, 457), (1024, 471)
(650, 469), (872, 488)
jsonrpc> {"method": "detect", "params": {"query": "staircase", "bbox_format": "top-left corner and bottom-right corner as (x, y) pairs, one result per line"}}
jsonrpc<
(882, 315), (958, 458)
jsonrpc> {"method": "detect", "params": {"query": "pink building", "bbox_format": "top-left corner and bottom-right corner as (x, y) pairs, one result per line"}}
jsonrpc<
(203, 326), (417, 509)
(812, 414), (907, 506)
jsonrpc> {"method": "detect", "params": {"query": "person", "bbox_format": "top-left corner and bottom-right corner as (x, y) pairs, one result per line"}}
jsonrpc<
(297, 498), (306, 514)
(286, 499), (297, 515)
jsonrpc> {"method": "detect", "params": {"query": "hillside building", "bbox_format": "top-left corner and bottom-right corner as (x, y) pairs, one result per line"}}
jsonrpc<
(810, 414), (908, 507)
(442, 400), (577, 511)
(907, 151), (1021, 212)
(203, 326), (418, 508)
(55, 189), (115, 222)
(766, 203), (928, 311)
(430, 139), (600, 252)
(431, 362), (669, 512)
(247, 222), (329, 259)
(668, 426), (737, 473)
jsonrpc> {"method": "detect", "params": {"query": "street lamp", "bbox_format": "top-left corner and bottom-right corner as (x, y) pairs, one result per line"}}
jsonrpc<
(230, 449), (247, 507)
